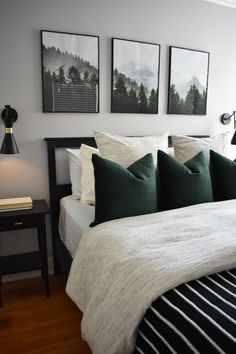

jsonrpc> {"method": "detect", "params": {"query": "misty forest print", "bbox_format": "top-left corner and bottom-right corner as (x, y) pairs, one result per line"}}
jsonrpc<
(41, 31), (99, 113)
(111, 38), (160, 114)
(168, 47), (209, 115)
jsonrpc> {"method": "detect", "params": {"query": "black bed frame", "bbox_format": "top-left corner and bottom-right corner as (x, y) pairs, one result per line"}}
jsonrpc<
(45, 135), (208, 275)
(45, 137), (96, 275)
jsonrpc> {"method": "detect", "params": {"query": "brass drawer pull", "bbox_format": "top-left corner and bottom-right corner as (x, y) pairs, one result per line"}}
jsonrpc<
(14, 221), (23, 226)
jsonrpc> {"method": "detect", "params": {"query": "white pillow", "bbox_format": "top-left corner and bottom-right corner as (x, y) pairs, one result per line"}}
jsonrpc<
(80, 144), (100, 205)
(172, 131), (232, 163)
(66, 149), (82, 200)
(168, 147), (175, 158)
(94, 130), (169, 167)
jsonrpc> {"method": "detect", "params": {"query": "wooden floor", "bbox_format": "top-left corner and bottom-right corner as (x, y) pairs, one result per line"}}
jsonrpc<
(0, 275), (91, 354)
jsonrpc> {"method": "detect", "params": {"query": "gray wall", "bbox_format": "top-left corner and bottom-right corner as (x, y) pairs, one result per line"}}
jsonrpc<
(0, 0), (236, 259)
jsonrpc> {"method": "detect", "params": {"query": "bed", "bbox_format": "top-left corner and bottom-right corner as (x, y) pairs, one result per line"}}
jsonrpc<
(45, 135), (236, 354)
(45, 135), (174, 273)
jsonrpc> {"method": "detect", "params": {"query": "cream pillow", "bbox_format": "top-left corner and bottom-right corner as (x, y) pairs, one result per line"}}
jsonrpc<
(66, 149), (82, 199)
(80, 144), (100, 205)
(172, 132), (232, 163)
(168, 147), (175, 158)
(94, 130), (169, 167)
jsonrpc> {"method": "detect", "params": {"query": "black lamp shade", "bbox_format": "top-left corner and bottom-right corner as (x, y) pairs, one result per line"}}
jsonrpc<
(0, 133), (19, 154)
(231, 131), (236, 145)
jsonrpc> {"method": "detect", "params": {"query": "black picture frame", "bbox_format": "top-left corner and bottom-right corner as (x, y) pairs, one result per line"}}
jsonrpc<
(167, 46), (210, 115)
(111, 38), (160, 114)
(41, 30), (99, 113)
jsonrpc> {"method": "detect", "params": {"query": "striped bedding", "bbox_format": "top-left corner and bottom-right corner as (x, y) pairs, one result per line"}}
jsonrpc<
(134, 268), (236, 354)
(66, 200), (236, 354)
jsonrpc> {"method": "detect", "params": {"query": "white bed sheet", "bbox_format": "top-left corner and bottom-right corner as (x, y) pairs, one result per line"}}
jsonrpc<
(58, 196), (94, 258)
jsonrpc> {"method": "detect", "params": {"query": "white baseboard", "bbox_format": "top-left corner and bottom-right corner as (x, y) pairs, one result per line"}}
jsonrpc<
(2, 256), (54, 283)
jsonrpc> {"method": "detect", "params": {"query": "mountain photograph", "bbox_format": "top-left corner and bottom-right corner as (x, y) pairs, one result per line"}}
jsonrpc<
(168, 46), (209, 115)
(111, 38), (160, 114)
(41, 31), (99, 113)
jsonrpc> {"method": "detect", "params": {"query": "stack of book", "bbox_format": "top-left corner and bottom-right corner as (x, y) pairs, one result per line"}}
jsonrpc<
(0, 197), (33, 212)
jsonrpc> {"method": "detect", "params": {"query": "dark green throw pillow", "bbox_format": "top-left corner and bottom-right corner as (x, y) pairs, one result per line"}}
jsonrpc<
(210, 150), (236, 201)
(158, 150), (213, 211)
(90, 153), (157, 226)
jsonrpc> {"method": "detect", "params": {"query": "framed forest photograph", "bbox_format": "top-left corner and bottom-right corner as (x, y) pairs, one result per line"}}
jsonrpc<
(41, 30), (99, 113)
(111, 38), (160, 114)
(168, 46), (210, 115)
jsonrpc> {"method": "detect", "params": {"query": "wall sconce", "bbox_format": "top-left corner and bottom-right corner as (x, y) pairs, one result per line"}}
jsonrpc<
(221, 111), (236, 125)
(221, 111), (236, 145)
(0, 105), (19, 154)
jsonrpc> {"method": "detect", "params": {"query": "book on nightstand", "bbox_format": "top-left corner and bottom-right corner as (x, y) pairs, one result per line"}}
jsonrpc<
(0, 197), (33, 212)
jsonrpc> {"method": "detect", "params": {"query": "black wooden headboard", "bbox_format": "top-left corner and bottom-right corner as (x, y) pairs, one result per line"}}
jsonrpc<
(44, 135), (208, 275)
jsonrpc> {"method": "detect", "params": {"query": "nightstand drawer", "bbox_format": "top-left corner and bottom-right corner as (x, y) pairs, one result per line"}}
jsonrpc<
(0, 214), (41, 231)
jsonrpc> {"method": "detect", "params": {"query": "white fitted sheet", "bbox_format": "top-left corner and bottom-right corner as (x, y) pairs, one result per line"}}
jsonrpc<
(58, 196), (94, 258)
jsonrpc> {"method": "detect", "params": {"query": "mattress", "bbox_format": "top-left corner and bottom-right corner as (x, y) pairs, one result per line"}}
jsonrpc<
(58, 196), (94, 258)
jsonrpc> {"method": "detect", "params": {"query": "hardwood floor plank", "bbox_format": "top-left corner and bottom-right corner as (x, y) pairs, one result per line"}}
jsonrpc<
(0, 276), (91, 354)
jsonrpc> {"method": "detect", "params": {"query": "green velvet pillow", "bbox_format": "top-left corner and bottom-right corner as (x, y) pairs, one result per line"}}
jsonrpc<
(158, 150), (213, 211)
(210, 150), (236, 201)
(91, 153), (157, 226)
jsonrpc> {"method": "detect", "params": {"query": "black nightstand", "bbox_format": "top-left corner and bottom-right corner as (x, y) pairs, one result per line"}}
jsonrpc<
(0, 199), (50, 307)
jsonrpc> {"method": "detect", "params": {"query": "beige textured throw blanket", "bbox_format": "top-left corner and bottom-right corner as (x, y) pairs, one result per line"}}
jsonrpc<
(66, 200), (236, 354)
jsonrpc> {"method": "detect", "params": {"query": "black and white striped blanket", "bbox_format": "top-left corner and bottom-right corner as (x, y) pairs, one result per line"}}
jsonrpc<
(134, 268), (236, 354)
